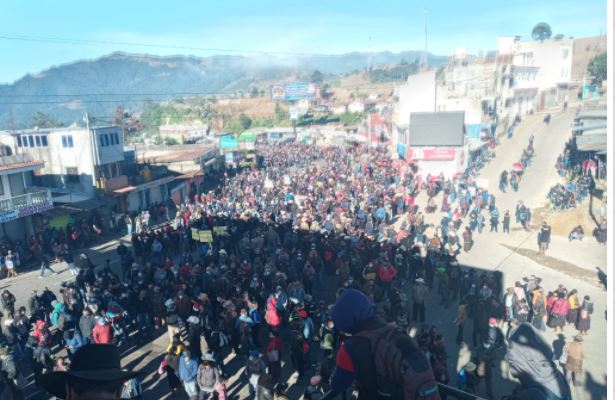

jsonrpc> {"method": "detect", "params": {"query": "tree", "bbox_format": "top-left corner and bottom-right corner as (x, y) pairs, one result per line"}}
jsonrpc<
(239, 113), (252, 130)
(310, 69), (324, 84)
(321, 83), (331, 99)
(28, 112), (64, 129)
(531, 23), (552, 42)
(587, 53), (607, 84)
(113, 106), (142, 137)
(249, 87), (259, 98)
(274, 103), (285, 120)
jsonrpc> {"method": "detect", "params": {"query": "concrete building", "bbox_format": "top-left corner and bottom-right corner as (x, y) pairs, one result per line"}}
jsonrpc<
(0, 151), (53, 239)
(393, 70), (437, 159)
(2, 126), (124, 201)
(159, 122), (209, 144)
(435, 56), (499, 139)
(405, 111), (468, 178)
(498, 36), (574, 90)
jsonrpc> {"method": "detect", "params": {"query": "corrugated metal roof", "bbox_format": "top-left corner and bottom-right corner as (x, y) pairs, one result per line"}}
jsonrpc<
(575, 134), (607, 152)
(570, 123), (607, 132)
(409, 111), (465, 147)
(0, 154), (44, 172)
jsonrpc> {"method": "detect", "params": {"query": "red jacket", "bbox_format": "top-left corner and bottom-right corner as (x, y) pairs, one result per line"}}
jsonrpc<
(92, 322), (113, 344)
(378, 265), (397, 283)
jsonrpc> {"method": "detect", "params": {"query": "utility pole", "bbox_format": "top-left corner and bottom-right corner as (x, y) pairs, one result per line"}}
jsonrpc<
(367, 35), (373, 72)
(420, 7), (428, 69)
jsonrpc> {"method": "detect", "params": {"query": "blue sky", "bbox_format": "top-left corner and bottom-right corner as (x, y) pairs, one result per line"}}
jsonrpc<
(0, 0), (607, 83)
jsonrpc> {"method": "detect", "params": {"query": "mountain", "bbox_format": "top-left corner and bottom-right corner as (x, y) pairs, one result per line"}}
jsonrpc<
(0, 50), (448, 128)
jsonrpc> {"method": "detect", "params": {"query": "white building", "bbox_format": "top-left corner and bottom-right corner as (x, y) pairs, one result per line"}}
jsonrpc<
(393, 70), (437, 159)
(0, 150), (53, 239)
(499, 36), (574, 90)
(1, 126), (124, 200)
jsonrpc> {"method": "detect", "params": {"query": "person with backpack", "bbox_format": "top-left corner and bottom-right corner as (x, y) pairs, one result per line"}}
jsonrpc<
(304, 375), (324, 400)
(322, 289), (440, 400)
(197, 353), (219, 400)
(575, 295), (593, 336)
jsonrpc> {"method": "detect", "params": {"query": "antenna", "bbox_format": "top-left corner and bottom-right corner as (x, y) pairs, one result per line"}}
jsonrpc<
(420, 7), (428, 68)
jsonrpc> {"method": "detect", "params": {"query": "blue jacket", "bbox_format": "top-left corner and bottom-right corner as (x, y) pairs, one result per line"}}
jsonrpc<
(179, 355), (198, 382)
(65, 332), (84, 354)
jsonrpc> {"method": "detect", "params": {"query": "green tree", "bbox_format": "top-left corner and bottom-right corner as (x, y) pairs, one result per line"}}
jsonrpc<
(310, 69), (324, 84)
(531, 22), (552, 42)
(274, 103), (285, 120)
(249, 87), (259, 98)
(588, 53), (607, 84)
(140, 103), (163, 133)
(239, 113), (252, 130)
(28, 112), (64, 129)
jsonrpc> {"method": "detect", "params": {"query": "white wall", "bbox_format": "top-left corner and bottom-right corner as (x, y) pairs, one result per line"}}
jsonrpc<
(396, 70), (437, 126)
(515, 39), (573, 89)
(435, 96), (484, 124)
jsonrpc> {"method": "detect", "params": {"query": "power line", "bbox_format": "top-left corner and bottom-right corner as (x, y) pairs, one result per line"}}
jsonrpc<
(0, 33), (355, 58)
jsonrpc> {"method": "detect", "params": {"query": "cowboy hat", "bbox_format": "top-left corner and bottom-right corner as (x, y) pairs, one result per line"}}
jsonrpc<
(464, 362), (477, 373)
(36, 344), (140, 399)
(415, 278), (425, 284)
(187, 316), (200, 325)
(574, 334), (583, 342)
(201, 353), (216, 362)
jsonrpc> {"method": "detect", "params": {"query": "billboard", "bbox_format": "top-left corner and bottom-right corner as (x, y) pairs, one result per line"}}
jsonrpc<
(408, 147), (456, 161)
(271, 82), (317, 101)
(220, 136), (238, 150)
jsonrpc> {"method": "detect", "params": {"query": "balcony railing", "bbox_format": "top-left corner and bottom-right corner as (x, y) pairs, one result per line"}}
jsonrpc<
(0, 189), (53, 222)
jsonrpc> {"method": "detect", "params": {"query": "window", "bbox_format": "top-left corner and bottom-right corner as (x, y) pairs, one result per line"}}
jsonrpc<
(66, 167), (79, 183)
(100, 134), (109, 147)
(35, 136), (41, 147)
(561, 68), (569, 79)
(62, 135), (74, 148)
(16, 136), (22, 147)
(27, 135), (34, 147)
(114, 132), (120, 145)
(41, 135), (48, 146)
(0, 178), (4, 196)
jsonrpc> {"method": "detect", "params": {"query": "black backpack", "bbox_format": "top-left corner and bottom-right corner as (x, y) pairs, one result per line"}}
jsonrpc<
(355, 323), (441, 400)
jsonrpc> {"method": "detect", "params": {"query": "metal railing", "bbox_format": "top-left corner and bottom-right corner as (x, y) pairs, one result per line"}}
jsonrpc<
(0, 189), (52, 213)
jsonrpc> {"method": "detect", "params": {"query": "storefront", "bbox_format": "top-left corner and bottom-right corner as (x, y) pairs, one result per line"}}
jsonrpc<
(406, 146), (467, 179)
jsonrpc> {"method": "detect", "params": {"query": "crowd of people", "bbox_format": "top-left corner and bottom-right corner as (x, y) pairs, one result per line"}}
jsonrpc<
(0, 138), (598, 400)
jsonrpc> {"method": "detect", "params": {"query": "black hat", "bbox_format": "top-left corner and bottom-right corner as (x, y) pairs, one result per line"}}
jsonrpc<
(36, 344), (140, 399)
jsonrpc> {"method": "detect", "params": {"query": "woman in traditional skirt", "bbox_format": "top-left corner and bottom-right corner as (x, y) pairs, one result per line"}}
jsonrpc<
(576, 295), (593, 335)
(566, 289), (580, 325)
(531, 287), (547, 331)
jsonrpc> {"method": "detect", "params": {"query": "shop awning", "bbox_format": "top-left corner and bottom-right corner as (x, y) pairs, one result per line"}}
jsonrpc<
(575, 110), (607, 120)
(51, 198), (106, 213)
(575, 134), (607, 153)
(571, 123), (607, 133)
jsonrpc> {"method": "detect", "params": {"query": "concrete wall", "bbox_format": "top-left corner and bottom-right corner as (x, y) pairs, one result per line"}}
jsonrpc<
(395, 70), (437, 126)
(515, 39), (574, 89)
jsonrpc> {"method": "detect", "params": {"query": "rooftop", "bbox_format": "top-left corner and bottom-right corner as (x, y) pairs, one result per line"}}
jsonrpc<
(0, 153), (44, 172)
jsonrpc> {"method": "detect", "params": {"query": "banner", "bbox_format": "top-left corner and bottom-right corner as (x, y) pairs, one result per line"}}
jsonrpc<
(199, 230), (213, 243)
(191, 228), (199, 240)
(213, 226), (228, 235)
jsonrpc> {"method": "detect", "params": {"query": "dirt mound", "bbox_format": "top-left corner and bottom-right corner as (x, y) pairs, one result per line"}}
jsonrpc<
(532, 202), (600, 237)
